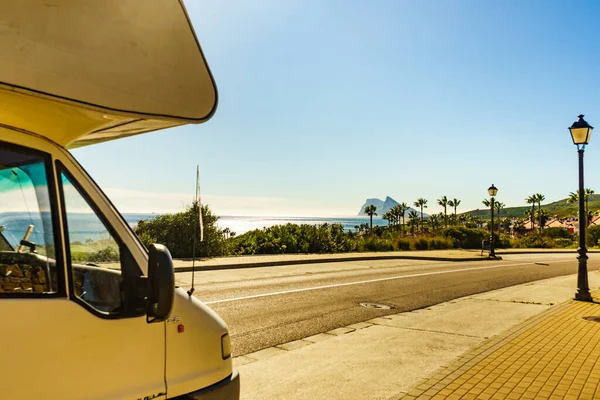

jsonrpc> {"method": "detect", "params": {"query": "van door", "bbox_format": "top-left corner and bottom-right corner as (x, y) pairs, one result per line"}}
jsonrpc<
(0, 139), (166, 400)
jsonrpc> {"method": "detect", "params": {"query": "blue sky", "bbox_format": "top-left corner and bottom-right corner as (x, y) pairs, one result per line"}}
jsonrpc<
(73, 0), (600, 217)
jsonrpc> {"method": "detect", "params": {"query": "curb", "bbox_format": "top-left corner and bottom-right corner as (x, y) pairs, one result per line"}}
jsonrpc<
(173, 254), (501, 273)
(496, 249), (600, 255)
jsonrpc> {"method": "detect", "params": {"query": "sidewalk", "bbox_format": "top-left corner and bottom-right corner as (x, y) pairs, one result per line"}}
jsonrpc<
(234, 271), (600, 400)
(173, 249), (489, 272)
(400, 293), (600, 400)
(173, 248), (598, 272)
(173, 249), (600, 272)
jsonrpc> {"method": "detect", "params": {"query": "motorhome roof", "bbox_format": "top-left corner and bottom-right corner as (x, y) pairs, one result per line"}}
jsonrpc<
(0, 0), (217, 148)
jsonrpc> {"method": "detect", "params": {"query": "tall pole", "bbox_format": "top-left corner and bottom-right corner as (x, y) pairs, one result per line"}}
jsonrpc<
(490, 196), (496, 258)
(576, 148), (592, 301)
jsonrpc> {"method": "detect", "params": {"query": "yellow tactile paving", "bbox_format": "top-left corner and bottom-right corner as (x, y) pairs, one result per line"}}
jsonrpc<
(401, 297), (600, 399)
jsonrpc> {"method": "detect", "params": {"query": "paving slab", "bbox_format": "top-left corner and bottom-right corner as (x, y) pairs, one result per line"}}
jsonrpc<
(326, 327), (356, 336)
(244, 346), (287, 361)
(276, 339), (313, 351)
(401, 298), (600, 399)
(303, 333), (335, 343)
(239, 325), (479, 400)
(367, 299), (548, 339)
(233, 355), (257, 368)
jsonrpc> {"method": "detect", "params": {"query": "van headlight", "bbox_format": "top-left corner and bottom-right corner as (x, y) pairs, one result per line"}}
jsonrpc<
(221, 333), (231, 360)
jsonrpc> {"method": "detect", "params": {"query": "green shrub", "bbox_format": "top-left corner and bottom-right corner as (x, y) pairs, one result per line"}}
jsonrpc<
(543, 227), (571, 239)
(497, 234), (512, 249)
(394, 238), (411, 250)
(411, 237), (429, 250)
(441, 227), (487, 249)
(511, 234), (554, 248)
(135, 202), (227, 258)
(555, 238), (575, 248)
(229, 223), (356, 255)
(588, 226), (600, 247)
(362, 237), (394, 252)
(427, 237), (453, 250)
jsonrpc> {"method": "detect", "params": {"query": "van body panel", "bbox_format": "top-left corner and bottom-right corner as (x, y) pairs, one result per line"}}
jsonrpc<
(165, 289), (233, 398)
(0, 0), (217, 147)
(0, 298), (166, 400)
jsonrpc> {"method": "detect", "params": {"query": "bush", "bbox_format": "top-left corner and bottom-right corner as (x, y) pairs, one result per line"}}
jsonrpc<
(394, 238), (411, 250)
(441, 227), (487, 249)
(588, 226), (600, 247)
(135, 202), (227, 258)
(87, 247), (119, 262)
(511, 234), (554, 248)
(362, 236), (394, 252)
(497, 234), (512, 249)
(427, 237), (454, 250)
(555, 238), (575, 248)
(229, 223), (356, 255)
(543, 227), (571, 239)
(411, 237), (429, 250)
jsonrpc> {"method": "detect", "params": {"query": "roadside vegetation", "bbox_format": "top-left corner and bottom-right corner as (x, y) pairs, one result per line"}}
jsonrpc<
(132, 189), (600, 258)
(135, 201), (229, 258)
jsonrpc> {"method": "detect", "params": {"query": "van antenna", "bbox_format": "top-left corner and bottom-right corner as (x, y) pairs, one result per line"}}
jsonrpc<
(188, 166), (203, 296)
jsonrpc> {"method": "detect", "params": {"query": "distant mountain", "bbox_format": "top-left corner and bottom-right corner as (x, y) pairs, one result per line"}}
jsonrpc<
(464, 194), (600, 219)
(359, 198), (385, 215)
(358, 196), (426, 218)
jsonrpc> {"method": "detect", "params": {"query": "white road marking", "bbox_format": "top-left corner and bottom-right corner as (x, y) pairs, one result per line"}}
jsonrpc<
(204, 260), (573, 304)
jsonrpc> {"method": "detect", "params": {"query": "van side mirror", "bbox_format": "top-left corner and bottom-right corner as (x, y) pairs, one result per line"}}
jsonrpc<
(147, 244), (175, 323)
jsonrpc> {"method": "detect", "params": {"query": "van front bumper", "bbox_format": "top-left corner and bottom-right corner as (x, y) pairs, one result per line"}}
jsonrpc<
(184, 369), (240, 400)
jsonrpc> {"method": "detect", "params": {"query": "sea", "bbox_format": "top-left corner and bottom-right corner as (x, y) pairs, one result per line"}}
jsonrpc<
(215, 215), (387, 235)
(0, 212), (385, 246)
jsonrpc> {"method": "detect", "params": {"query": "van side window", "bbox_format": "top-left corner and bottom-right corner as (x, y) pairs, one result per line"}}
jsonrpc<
(0, 146), (58, 295)
(60, 172), (124, 314)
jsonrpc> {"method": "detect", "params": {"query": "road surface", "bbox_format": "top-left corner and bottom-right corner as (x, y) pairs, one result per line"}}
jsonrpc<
(176, 253), (599, 356)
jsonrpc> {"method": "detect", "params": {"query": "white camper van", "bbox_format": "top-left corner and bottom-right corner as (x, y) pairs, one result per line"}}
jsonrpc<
(0, 1), (239, 399)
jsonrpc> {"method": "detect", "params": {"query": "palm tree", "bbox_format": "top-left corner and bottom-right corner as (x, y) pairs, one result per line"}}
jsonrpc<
(448, 198), (461, 223)
(398, 203), (409, 235)
(481, 199), (492, 231)
(382, 211), (392, 229)
(437, 196), (449, 227)
(495, 201), (505, 232)
(414, 198), (428, 233)
(389, 205), (399, 232)
(526, 195), (536, 232)
(535, 193), (545, 232)
(568, 188), (595, 227)
(535, 209), (549, 231)
(428, 214), (441, 233)
(407, 210), (420, 235)
(513, 219), (525, 235)
(501, 217), (512, 235)
(524, 209), (534, 231)
(364, 205), (377, 234)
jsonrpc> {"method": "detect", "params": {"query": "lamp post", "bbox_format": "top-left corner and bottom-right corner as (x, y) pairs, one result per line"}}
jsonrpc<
(569, 114), (593, 302)
(488, 184), (498, 258)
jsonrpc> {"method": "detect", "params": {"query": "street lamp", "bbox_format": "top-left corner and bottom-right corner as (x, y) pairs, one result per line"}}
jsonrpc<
(488, 184), (498, 258)
(569, 114), (593, 302)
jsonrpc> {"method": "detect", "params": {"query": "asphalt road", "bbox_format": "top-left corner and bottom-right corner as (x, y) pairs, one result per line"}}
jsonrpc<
(176, 253), (600, 357)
